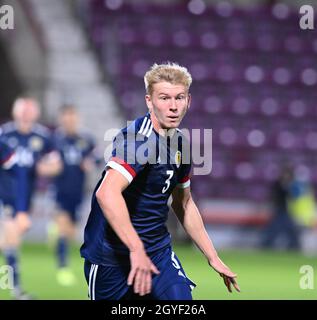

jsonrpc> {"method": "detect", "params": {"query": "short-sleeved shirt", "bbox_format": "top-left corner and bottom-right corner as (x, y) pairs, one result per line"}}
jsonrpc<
(80, 112), (192, 266)
(0, 139), (15, 170)
(53, 129), (96, 199)
(0, 122), (54, 212)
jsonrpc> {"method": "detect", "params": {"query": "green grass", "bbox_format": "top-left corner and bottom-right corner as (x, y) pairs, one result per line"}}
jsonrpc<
(176, 245), (317, 300)
(0, 243), (316, 300)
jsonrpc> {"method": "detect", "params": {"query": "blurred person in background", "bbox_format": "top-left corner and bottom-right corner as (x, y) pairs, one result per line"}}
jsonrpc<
(287, 170), (317, 255)
(261, 164), (301, 251)
(0, 97), (61, 300)
(80, 62), (240, 300)
(50, 105), (99, 286)
(0, 139), (16, 170)
(0, 139), (17, 249)
(288, 171), (316, 229)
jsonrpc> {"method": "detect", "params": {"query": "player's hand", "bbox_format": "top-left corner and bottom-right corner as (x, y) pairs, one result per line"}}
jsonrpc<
(15, 211), (31, 233)
(128, 248), (160, 296)
(209, 256), (240, 293)
(81, 157), (94, 172)
(36, 152), (63, 177)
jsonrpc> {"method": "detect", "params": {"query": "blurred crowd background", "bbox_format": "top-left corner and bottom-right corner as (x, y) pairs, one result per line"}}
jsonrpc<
(1, 0), (317, 299)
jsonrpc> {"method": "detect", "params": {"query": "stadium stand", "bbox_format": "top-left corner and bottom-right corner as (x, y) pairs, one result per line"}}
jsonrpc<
(81, 0), (317, 209)
(1, 0), (315, 246)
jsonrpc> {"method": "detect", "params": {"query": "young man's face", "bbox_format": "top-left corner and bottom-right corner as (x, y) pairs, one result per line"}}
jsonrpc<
(60, 109), (79, 134)
(145, 81), (191, 131)
(13, 98), (40, 133)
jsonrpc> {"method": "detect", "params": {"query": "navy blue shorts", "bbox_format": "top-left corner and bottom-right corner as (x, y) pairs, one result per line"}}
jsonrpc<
(56, 193), (81, 222)
(0, 200), (29, 218)
(84, 246), (196, 300)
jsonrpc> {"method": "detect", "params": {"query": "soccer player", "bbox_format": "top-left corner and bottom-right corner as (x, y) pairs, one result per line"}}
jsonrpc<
(51, 105), (98, 286)
(261, 165), (301, 250)
(0, 97), (61, 299)
(80, 62), (240, 300)
(0, 139), (16, 171)
(0, 139), (16, 255)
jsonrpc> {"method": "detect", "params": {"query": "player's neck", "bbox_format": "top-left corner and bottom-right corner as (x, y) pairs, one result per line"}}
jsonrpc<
(149, 112), (176, 138)
(64, 128), (78, 136)
(15, 122), (33, 135)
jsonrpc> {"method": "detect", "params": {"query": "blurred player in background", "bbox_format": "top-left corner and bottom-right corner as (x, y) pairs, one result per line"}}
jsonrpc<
(0, 97), (61, 299)
(51, 105), (98, 286)
(261, 165), (301, 250)
(0, 139), (17, 243)
(0, 140), (16, 252)
(0, 139), (16, 170)
(80, 62), (240, 300)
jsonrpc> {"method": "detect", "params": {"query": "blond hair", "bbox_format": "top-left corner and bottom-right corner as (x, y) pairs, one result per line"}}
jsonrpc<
(144, 62), (192, 95)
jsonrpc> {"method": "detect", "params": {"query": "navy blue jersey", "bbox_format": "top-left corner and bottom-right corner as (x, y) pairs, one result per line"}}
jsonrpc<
(0, 139), (16, 170)
(53, 129), (96, 199)
(0, 122), (54, 212)
(80, 113), (191, 266)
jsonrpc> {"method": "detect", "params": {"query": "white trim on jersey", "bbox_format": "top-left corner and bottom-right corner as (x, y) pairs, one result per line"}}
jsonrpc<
(146, 124), (153, 137)
(177, 180), (191, 189)
(138, 118), (153, 137)
(138, 117), (148, 135)
(2, 153), (16, 170)
(106, 160), (133, 184)
(142, 119), (151, 136)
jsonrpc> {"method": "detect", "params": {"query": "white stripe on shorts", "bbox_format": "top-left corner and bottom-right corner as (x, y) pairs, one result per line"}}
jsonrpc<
(91, 265), (99, 300)
(88, 264), (96, 299)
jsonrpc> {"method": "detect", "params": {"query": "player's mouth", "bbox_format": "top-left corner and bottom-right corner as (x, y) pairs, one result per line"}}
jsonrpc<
(167, 116), (179, 120)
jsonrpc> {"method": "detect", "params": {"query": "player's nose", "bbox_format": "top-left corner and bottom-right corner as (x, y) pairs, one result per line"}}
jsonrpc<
(169, 99), (178, 111)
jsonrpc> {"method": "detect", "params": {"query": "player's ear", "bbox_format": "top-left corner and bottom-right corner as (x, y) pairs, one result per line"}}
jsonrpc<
(145, 94), (152, 113)
(187, 93), (191, 111)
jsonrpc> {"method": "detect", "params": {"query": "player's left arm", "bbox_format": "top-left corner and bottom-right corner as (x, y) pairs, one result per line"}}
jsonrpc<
(36, 133), (63, 177)
(36, 151), (63, 177)
(171, 186), (240, 293)
(81, 136), (102, 172)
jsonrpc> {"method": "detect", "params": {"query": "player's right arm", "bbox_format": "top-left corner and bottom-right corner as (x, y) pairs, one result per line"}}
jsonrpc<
(95, 168), (160, 296)
(0, 139), (16, 170)
(36, 151), (63, 177)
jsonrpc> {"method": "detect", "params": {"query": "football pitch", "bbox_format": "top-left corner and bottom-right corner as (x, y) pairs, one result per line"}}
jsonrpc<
(0, 243), (316, 300)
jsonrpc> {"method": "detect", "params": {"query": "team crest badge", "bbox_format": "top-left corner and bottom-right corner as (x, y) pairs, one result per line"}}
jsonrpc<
(29, 136), (43, 151)
(175, 151), (181, 168)
(8, 137), (18, 148)
(77, 139), (87, 150)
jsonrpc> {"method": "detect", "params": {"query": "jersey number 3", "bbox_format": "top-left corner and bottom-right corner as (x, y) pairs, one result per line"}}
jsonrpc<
(162, 170), (174, 193)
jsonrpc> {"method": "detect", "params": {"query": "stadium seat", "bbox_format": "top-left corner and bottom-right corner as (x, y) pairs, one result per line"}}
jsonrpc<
(85, 0), (317, 201)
